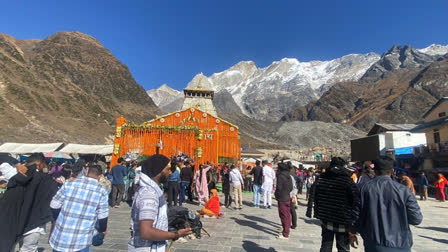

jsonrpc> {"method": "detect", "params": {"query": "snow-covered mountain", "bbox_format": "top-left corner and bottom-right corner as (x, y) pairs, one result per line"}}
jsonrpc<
(181, 53), (380, 121)
(146, 84), (182, 107)
(417, 44), (448, 56)
(147, 44), (448, 121)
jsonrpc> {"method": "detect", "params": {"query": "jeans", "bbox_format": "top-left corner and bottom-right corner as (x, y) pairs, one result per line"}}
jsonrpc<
(320, 226), (349, 252)
(232, 184), (243, 208)
(123, 180), (129, 201)
(278, 201), (291, 237)
(111, 184), (125, 206)
(167, 181), (179, 207)
(253, 184), (262, 206)
(18, 232), (41, 252)
(179, 181), (190, 205)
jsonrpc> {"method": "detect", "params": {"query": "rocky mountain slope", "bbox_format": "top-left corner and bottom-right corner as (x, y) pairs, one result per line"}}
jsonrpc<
(0, 32), (160, 144)
(282, 45), (448, 131)
(212, 90), (365, 150)
(360, 45), (445, 83)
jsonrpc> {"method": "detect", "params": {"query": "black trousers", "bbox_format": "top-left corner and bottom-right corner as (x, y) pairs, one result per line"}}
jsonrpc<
(224, 191), (232, 207)
(290, 199), (297, 228)
(112, 184), (125, 206)
(167, 181), (179, 207)
(297, 181), (303, 194)
(320, 226), (349, 252)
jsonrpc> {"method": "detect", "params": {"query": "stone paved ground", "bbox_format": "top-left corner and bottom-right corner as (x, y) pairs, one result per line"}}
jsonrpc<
(33, 191), (448, 252)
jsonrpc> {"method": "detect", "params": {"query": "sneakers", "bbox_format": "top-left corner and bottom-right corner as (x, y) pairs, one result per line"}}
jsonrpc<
(267, 205), (271, 209)
(276, 235), (289, 240)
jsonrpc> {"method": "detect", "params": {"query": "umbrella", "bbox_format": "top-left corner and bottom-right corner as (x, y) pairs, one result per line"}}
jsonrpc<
(44, 152), (73, 160)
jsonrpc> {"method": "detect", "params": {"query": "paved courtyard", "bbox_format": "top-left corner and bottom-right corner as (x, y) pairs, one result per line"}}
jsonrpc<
(34, 191), (448, 252)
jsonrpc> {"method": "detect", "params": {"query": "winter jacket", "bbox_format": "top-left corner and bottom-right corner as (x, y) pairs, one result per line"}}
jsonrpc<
(415, 174), (428, 188)
(351, 176), (422, 249)
(275, 170), (293, 202)
(250, 166), (263, 186)
(220, 168), (231, 193)
(0, 165), (58, 252)
(312, 166), (358, 226)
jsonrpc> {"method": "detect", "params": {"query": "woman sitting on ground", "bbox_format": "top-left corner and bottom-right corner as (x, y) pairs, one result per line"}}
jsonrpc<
(198, 189), (220, 217)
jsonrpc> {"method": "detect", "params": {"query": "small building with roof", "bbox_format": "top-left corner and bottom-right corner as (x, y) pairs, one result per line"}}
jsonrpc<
(351, 123), (426, 162)
(412, 97), (448, 170)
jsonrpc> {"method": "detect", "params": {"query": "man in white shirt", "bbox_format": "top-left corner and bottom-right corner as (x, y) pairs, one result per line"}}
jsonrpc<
(229, 164), (245, 209)
(262, 160), (276, 209)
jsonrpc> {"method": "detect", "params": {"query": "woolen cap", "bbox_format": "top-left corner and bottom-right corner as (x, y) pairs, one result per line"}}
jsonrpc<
(372, 156), (394, 171)
(141, 154), (170, 178)
(329, 157), (346, 168)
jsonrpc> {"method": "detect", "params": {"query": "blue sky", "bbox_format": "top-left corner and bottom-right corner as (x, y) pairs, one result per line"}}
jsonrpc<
(0, 0), (446, 91)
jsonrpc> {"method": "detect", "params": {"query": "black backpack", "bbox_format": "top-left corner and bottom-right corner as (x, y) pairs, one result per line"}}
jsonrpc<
(167, 206), (202, 238)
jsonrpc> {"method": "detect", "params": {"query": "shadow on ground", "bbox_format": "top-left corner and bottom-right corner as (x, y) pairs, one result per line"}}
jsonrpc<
(419, 235), (448, 244)
(242, 240), (277, 252)
(241, 214), (281, 228)
(230, 217), (279, 236)
(299, 217), (320, 226)
(416, 226), (448, 233)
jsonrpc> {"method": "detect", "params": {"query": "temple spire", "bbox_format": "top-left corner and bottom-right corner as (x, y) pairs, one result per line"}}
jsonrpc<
(197, 73), (203, 89)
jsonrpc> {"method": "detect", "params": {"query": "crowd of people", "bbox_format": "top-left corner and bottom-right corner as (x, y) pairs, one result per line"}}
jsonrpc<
(0, 151), (443, 252)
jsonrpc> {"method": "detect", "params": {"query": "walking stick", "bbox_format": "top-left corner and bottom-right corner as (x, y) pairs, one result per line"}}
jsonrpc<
(201, 227), (211, 237)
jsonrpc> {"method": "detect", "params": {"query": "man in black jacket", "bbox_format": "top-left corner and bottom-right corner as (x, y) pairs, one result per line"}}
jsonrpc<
(275, 162), (293, 240)
(250, 160), (263, 207)
(350, 156), (422, 252)
(0, 153), (58, 252)
(308, 157), (358, 252)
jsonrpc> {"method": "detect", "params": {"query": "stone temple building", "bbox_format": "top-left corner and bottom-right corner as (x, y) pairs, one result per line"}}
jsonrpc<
(181, 74), (217, 117)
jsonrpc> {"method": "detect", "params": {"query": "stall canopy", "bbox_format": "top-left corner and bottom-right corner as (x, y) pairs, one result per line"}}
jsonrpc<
(59, 144), (113, 155)
(0, 142), (64, 154)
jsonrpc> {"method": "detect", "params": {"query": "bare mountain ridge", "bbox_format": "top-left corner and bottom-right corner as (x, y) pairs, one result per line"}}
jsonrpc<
(0, 31), (160, 144)
(282, 46), (448, 131)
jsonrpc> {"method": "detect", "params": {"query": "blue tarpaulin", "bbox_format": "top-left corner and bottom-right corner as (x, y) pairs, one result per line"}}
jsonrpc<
(394, 147), (414, 155)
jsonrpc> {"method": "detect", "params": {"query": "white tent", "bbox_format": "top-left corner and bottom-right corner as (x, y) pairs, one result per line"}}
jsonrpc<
(59, 144), (113, 155)
(242, 157), (258, 163)
(0, 142), (64, 154)
(282, 159), (302, 168)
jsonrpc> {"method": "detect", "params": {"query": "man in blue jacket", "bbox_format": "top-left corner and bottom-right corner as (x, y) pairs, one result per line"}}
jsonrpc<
(416, 171), (429, 201)
(350, 156), (423, 252)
